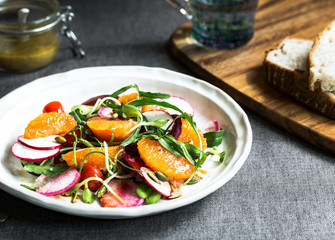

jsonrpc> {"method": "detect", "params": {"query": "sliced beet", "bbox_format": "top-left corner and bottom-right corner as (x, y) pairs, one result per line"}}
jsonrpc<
(81, 94), (110, 106)
(169, 117), (182, 140)
(99, 179), (144, 208)
(121, 152), (145, 180)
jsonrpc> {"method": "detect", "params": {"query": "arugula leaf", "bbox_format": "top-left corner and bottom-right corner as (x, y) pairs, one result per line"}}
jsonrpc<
(21, 161), (68, 176)
(203, 130), (225, 147)
(69, 108), (89, 123)
(139, 91), (170, 99)
(121, 127), (141, 147)
(128, 99), (183, 114)
(158, 137), (184, 159)
(110, 84), (138, 98)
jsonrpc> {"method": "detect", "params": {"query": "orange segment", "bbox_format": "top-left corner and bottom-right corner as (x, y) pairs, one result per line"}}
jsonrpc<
(137, 137), (194, 180)
(62, 145), (124, 170)
(118, 92), (138, 104)
(177, 118), (207, 149)
(87, 117), (139, 142)
(24, 112), (77, 139)
(118, 92), (158, 112)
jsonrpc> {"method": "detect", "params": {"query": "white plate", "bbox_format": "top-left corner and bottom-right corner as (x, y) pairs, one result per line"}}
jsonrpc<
(0, 66), (252, 219)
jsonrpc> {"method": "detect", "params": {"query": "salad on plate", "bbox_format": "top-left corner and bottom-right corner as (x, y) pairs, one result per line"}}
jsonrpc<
(11, 84), (226, 208)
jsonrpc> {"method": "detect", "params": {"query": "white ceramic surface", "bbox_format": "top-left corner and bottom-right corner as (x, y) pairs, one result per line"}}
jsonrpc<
(0, 66), (252, 219)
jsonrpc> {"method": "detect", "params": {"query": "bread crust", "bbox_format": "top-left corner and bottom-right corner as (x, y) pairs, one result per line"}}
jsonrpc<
(264, 39), (335, 119)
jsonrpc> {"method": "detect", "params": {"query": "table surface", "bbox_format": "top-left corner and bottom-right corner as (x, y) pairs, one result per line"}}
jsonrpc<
(1, 0), (335, 239)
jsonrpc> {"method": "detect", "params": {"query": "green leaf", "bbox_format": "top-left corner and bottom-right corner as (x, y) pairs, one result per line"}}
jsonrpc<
(122, 104), (141, 118)
(139, 91), (170, 99)
(203, 130), (224, 147)
(149, 119), (169, 128)
(69, 108), (88, 123)
(128, 99), (183, 114)
(121, 127), (140, 147)
(110, 84), (138, 98)
(22, 161), (68, 176)
(158, 137), (184, 159)
(185, 144), (200, 159)
(164, 135), (195, 165)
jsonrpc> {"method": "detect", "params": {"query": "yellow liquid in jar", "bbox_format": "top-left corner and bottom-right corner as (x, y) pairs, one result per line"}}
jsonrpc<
(0, 31), (59, 72)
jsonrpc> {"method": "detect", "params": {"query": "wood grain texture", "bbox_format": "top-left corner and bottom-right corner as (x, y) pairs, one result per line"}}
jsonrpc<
(169, 0), (335, 153)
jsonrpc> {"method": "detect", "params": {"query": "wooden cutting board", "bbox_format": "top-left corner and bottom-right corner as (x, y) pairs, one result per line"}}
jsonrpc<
(169, 0), (335, 154)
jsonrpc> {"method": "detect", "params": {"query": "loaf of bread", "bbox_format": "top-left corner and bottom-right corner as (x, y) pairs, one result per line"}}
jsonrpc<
(309, 20), (335, 92)
(263, 38), (335, 119)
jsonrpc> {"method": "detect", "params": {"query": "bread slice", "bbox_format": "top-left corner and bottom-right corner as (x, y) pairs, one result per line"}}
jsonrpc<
(309, 20), (335, 91)
(264, 38), (335, 119)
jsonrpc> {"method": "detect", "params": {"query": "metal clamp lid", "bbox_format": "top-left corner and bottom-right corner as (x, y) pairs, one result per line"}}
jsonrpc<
(61, 6), (85, 58)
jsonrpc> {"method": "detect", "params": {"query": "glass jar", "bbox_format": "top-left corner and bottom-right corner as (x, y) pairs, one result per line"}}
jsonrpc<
(0, 0), (84, 72)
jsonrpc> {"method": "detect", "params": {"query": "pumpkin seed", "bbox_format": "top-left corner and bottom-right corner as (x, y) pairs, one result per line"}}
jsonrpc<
(186, 176), (201, 185)
(55, 136), (66, 144)
(155, 171), (169, 182)
(148, 171), (161, 184)
(97, 185), (107, 198)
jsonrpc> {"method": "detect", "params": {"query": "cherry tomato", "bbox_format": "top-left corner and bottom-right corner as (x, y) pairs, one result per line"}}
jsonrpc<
(80, 165), (104, 191)
(43, 101), (64, 113)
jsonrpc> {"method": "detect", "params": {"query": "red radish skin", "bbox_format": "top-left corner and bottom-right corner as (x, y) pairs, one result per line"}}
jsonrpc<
(202, 120), (220, 133)
(18, 135), (62, 150)
(141, 167), (172, 197)
(36, 168), (80, 196)
(161, 96), (194, 115)
(99, 179), (144, 208)
(11, 142), (60, 162)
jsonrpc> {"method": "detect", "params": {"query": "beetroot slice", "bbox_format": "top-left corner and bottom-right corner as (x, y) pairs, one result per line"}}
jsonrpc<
(99, 179), (144, 208)
(36, 168), (80, 196)
(169, 117), (182, 140)
(121, 152), (145, 180)
(81, 94), (110, 106)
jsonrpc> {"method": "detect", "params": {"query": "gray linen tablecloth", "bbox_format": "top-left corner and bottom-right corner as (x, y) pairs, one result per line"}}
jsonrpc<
(1, 0), (335, 239)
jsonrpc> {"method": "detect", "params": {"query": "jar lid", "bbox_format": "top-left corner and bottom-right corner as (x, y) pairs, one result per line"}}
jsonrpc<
(0, 0), (61, 34)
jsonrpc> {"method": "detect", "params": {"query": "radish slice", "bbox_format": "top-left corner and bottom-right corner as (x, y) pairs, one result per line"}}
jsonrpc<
(18, 135), (62, 150)
(98, 106), (114, 118)
(141, 167), (171, 197)
(36, 168), (80, 196)
(202, 120), (220, 133)
(99, 179), (144, 208)
(142, 110), (173, 129)
(161, 96), (194, 115)
(11, 142), (60, 162)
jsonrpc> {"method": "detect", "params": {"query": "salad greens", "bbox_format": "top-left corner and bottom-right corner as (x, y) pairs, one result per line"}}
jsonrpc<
(14, 84), (226, 207)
